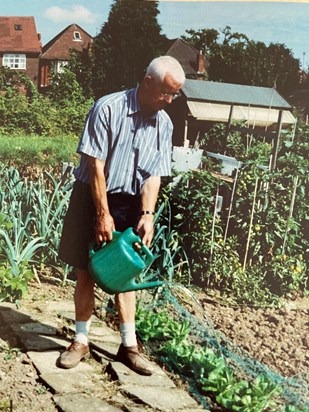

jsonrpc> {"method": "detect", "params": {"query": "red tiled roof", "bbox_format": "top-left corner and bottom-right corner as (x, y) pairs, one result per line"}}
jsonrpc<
(0, 16), (41, 53)
(41, 24), (93, 60)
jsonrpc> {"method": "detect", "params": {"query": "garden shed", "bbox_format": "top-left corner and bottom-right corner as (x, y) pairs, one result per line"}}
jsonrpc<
(168, 79), (297, 173)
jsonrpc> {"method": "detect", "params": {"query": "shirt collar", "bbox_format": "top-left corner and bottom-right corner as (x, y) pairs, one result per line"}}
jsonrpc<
(128, 87), (158, 125)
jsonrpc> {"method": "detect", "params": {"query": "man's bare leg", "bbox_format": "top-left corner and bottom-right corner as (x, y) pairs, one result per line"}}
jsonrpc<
(59, 268), (94, 368)
(74, 268), (95, 321)
(115, 291), (153, 375)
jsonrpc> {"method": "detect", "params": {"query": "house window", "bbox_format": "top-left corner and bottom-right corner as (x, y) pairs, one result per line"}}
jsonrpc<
(55, 60), (68, 73)
(3, 54), (26, 69)
(73, 31), (82, 41)
(14, 24), (22, 31)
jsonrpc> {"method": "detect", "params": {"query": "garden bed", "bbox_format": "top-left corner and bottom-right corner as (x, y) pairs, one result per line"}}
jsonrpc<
(1, 278), (307, 411)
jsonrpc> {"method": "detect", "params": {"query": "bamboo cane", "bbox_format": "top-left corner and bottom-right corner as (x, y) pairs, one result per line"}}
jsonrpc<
(210, 183), (220, 263)
(243, 177), (259, 271)
(282, 176), (299, 255)
(224, 162), (241, 243)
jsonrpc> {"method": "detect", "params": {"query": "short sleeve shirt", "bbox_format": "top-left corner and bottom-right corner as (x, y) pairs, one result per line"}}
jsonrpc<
(74, 87), (173, 195)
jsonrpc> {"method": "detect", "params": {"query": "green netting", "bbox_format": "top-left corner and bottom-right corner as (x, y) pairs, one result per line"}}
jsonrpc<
(140, 284), (309, 411)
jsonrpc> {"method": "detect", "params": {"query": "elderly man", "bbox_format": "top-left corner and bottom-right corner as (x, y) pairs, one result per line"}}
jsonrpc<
(58, 56), (185, 375)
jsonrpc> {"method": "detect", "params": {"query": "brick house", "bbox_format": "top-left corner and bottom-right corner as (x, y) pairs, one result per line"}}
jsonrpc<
(0, 16), (42, 87)
(165, 38), (208, 79)
(39, 24), (93, 89)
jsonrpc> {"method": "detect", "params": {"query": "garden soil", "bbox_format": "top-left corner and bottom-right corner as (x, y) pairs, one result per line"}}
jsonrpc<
(0, 278), (308, 411)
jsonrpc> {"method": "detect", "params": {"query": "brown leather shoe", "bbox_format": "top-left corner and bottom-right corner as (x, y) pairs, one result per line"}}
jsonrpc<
(115, 344), (153, 376)
(59, 341), (90, 369)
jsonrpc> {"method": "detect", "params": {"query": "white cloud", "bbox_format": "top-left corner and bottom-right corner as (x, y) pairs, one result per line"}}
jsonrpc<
(44, 5), (97, 24)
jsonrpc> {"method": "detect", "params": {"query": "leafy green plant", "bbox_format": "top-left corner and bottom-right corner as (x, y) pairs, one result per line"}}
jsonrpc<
(0, 264), (33, 303)
(146, 194), (191, 285)
(136, 306), (190, 344)
(30, 171), (73, 265)
(136, 306), (281, 411)
(0, 213), (45, 275)
(0, 397), (11, 411)
(35, 385), (49, 395)
(2, 347), (21, 362)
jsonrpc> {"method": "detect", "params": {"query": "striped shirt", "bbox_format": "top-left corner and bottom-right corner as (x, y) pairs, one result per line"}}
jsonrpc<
(74, 87), (173, 195)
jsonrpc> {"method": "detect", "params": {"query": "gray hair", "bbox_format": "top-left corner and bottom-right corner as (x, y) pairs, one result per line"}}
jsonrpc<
(145, 56), (185, 85)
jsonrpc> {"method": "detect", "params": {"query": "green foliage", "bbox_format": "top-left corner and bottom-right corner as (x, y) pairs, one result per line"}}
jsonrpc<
(166, 170), (218, 280)
(30, 171), (73, 266)
(0, 264), (33, 303)
(0, 397), (11, 411)
(0, 135), (78, 167)
(148, 194), (191, 285)
(67, 48), (95, 99)
(92, 0), (167, 97)
(0, 66), (92, 136)
(182, 26), (301, 96)
(136, 307), (281, 411)
(0, 165), (73, 302)
(164, 122), (308, 305)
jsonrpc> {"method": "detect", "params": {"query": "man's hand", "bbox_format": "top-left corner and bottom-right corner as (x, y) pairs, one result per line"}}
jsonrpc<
(136, 215), (154, 247)
(95, 213), (115, 244)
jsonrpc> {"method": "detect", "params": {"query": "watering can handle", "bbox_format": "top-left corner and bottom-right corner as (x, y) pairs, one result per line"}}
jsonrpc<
(89, 231), (121, 258)
(139, 243), (155, 265)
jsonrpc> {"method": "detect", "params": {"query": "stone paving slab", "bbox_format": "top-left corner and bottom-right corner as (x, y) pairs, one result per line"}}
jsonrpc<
(41, 371), (99, 394)
(12, 321), (58, 335)
(1, 300), (208, 411)
(53, 393), (123, 412)
(121, 384), (203, 411)
(0, 304), (35, 324)
(91, 339), (120, 357)
(110, 360), (176, 387)
(27, 350), (94, 375)
(10, 328), (69, 351)
(89, 323), (121, 344)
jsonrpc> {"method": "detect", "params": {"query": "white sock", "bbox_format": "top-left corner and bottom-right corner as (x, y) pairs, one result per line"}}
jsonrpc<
(120, 322), (137, 347)
(75, 320), (91, 345)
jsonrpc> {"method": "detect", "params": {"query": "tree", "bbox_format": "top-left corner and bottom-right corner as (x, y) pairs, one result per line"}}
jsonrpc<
(67, 48), (95, 99)
(182, 28), (220, 55)
(183, 26), (301, 97)
(92, 0), (167, 98)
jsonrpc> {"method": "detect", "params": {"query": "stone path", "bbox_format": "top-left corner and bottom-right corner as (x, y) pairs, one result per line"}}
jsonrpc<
(0, 300), (208, 411)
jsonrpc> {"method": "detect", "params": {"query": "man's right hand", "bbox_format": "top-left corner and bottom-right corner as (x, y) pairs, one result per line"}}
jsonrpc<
(95, 213), (115, 244)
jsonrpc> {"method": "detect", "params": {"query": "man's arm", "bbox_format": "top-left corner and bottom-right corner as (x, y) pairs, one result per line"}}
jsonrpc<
(88, 156), (115, 244)
(136, 176), (161, 247)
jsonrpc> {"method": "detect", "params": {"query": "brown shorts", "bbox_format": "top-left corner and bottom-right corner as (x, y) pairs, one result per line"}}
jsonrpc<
(58, 180), (141, 269)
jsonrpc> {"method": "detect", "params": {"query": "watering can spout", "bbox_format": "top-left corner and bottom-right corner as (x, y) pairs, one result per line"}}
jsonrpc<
(128, 280), (164, 292)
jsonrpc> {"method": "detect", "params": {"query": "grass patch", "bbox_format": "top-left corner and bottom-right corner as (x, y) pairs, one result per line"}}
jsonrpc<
(0, 134), (79, 167)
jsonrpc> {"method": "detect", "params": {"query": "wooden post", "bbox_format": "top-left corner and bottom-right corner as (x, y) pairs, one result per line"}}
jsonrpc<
(270, 110), (283, 171)
(183, 120), (189, 147)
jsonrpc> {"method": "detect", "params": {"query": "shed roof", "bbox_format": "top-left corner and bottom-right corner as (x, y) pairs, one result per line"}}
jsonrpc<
(187, 101), (296, 127)
(182, 79), (292, 110)
(0, 16), (41, 53)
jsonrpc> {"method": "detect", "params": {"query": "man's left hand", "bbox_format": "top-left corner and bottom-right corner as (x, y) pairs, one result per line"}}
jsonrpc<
(136, 215), (154, 247)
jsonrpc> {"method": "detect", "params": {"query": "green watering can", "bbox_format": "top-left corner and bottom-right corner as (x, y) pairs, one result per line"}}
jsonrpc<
(88, 227), (163, 294)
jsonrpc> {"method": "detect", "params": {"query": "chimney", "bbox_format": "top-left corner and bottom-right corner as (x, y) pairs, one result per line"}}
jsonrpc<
(197, 50), (206, 79)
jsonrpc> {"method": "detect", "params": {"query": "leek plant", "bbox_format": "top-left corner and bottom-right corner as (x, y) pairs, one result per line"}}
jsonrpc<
(0, 164), (73, 301)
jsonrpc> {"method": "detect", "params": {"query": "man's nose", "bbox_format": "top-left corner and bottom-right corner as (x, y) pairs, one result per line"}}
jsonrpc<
(164, 95), (173, 103)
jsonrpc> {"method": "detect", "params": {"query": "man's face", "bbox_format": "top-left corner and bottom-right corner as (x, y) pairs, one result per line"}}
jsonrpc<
(142, 73), (183, 115)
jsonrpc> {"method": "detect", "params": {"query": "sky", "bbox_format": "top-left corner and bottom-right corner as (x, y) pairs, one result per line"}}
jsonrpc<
(1, 0), (309, 69)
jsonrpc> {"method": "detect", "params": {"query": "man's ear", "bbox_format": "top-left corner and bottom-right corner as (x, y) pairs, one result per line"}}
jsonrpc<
(143, 75), (153, 90)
